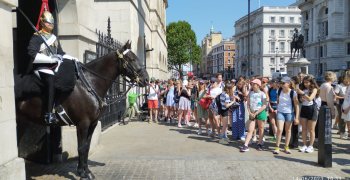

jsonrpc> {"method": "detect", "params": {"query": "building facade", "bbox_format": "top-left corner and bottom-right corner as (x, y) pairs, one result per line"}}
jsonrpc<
(298, 0), (350, 75)
(207, 39), (236, 79)
(199, 27), (223, 78)
(58, 0), (169, 79)
(234, 6), (301, 78)
(0, 0), (26, 179)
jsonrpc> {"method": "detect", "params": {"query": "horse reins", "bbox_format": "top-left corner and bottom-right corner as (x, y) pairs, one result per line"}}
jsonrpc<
(77, 49), (143, 107)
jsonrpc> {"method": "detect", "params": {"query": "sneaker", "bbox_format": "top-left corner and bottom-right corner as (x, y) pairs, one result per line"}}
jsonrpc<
(193, 123), (199, 128)
(240, 137), (246, 142)
(257, 144), (264, 151)
(177, 124), (182, 128)
(299, 145), (307, 153)
(240, 145), (249, 152)
(219, 138), (229, 145)
(333, 124), (339, 130)
(284, 147), (291, 154)
(197, 129), (202, 135)
(262, 137), (266, 142)
(305, 146), (314, 153)
(273, 147), (280, 154)
(207, 129), (212, 136)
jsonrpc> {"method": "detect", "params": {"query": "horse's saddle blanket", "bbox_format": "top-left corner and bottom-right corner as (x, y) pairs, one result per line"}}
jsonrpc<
(15, 59), (77, 99)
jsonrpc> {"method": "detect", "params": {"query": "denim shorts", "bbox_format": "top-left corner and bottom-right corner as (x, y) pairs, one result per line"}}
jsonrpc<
(276, 112), (294, 122)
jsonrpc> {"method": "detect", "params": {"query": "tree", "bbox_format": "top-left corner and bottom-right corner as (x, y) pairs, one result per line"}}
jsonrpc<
(166, 21), (201, 78)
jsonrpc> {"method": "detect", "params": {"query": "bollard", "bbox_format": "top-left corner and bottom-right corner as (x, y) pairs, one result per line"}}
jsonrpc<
(318, 106), (332, 167)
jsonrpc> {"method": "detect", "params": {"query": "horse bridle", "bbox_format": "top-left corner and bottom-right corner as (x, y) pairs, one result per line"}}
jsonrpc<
(116, 49), (142, 84)
(79, 48), (145, 108)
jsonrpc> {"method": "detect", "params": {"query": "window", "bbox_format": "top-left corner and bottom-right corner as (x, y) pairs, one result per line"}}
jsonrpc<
(289, 30), (294, 37)
(280, 42), (285, 52)
(280, 17), (285, 23)
(271, 17), (276, 23)
(228, 52), (231, 56)
(290, 17), (295, 23)
(305, 12), (309, 20)
(320, 46), (324, 57)
(305, 29), (309, 42)
(270, 30), (275, 37)
(228, 46), (231, 50)
(270, 42), (276, 52)
(271, 68), (276, 73)
(280, 30), (285, 37)
(280, 57), (285, 64)
(325, 8), (328, 14)
(280, 68), (285, 72)
(347, 61), (350, 68)
(270, 58), (275, 64)
(347, 43), (350, 55)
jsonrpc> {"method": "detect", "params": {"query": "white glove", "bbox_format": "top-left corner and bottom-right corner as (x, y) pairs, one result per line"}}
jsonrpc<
(51, 54), (63, 62)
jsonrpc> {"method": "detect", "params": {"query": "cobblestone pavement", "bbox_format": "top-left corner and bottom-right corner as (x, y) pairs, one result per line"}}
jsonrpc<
(26, 121), (350, 180)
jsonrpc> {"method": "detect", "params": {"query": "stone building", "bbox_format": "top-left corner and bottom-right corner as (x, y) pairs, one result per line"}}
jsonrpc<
(234, 6), (301, 77)
(0, 0), (26, 179)
(199, 26), (223, 78)
(298, 0), (350, 75)
(207, 39), (236, 79)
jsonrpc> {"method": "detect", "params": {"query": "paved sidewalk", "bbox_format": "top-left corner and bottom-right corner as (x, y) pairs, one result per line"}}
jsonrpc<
(27, 121), (350, 180)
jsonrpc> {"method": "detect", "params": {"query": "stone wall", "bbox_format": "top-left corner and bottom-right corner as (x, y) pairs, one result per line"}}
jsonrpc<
(0, 0), (25, 179)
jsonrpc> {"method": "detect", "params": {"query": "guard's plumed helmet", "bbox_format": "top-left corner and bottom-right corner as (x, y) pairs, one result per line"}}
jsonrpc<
(40, 10), (54, 25)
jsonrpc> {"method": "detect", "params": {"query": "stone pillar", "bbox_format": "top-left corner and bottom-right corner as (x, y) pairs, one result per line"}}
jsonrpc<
(0, 0), (26, 179)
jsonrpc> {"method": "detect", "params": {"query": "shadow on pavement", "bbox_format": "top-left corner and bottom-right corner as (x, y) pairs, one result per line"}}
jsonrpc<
(333, 158), (350, 166)
(25, 158), (105, 180)
(273, 155), (318, 166)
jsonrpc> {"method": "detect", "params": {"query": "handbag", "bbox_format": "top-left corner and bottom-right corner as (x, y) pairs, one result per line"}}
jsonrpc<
(199, 97), (212, 110)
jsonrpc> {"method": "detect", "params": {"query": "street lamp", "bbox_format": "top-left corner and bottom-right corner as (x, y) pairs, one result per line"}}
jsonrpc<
(317, 35), (321, 76)
(275, 47), (279, 72)
(247, 0), (251, 77)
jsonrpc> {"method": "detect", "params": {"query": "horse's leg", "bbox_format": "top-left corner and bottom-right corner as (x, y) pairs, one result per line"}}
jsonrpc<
(76, 123), (90, 179)
(83, 121), (98, 179)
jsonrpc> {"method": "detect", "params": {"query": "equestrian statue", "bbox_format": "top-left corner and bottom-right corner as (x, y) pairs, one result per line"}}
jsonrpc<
(290, 28), (306, 59)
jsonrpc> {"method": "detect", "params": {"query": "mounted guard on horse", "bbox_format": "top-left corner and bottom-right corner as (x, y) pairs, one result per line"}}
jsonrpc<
(27, 8), (77, 125)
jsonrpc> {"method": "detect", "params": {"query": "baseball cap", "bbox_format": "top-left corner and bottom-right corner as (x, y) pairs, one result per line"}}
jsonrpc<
(251, 79), (261, 87)
(281, 76), (292, 83)
(210, 77), (216, 83)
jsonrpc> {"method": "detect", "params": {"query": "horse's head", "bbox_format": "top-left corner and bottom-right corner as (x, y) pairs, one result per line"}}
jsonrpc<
(116, 41), (149, 87)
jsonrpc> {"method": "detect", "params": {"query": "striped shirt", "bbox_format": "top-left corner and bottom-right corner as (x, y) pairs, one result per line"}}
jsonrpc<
(220, 92), (231, 111)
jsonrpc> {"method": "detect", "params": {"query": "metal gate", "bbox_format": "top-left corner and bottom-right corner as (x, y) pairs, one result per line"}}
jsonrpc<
(92, 18), (126, 131)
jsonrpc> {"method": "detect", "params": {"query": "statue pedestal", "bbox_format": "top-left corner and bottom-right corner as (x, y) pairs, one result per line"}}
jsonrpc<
(286, 57), (310, 76)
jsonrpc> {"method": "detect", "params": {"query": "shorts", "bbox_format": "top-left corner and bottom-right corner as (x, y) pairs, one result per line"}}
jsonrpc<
(300, 105), (316, 120)
(218, 110), (229, 117)
(256, 110), (267, 121)
(269, 103), (277, 113)
(277, 112), (294, 122)
(148, 100), (158, 109)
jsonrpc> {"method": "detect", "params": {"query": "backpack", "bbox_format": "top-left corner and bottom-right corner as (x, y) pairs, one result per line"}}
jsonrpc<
(215, 93), (224, 113)
(277, 88), (296, 114)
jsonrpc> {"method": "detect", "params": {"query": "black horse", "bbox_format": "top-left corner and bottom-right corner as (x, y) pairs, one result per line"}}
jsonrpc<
(291, 34), (305, 58)
(16, 41), (149, 179)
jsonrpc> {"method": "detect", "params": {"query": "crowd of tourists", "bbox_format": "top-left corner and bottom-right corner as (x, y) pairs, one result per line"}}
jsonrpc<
(145, 71), (350, 154)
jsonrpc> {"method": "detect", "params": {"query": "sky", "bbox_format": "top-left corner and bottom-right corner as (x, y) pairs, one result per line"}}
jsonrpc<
(167, 0), (297, 44)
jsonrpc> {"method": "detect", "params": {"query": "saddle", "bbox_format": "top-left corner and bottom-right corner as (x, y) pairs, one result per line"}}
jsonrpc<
(15, 59), (77, 100)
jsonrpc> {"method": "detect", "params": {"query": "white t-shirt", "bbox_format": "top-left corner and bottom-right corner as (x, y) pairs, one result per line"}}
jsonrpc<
(209, 86), (222, 98)
(301, 89), (314, 106)
(277, 89), (297, 113)
(148, 85), (159, 100)
(249, 90), (266, 111)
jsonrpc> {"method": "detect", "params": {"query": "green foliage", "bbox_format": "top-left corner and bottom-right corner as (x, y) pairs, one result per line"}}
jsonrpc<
(166, 21), (201, 74)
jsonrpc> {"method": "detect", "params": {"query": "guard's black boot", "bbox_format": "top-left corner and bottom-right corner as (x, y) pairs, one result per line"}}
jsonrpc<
(45, 112), (59, 125)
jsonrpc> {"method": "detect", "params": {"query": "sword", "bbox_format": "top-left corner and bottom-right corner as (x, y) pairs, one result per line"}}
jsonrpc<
(16, 7), (55, 55)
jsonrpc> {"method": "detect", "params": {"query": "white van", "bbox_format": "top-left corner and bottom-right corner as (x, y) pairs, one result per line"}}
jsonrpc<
(272, 72), (288, 80)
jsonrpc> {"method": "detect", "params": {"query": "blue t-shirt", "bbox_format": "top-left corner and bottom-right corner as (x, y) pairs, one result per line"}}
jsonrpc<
(269, 89), (278, 103)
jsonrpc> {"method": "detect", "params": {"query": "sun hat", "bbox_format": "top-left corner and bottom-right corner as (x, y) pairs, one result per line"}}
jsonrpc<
(251, 79), (261, 87)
